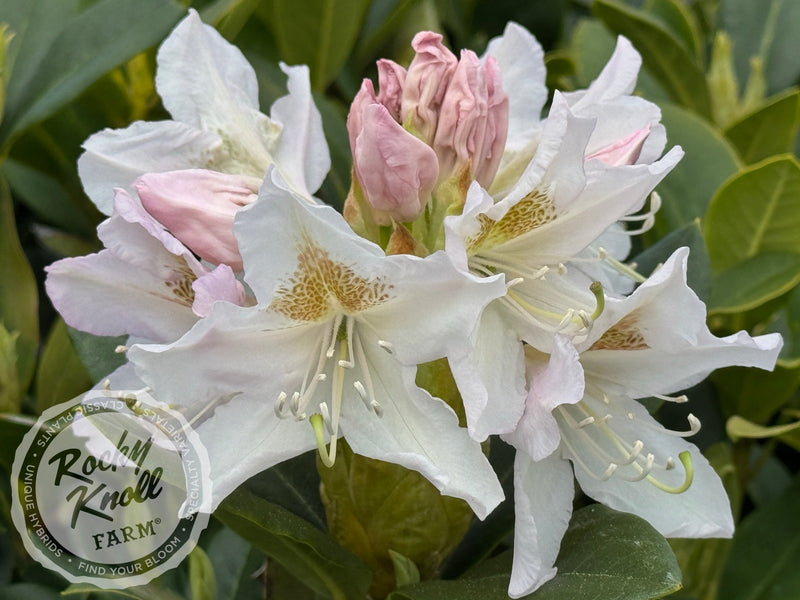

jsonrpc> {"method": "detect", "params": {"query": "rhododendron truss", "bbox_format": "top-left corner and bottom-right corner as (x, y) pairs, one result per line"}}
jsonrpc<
(42, 9), (785, 600)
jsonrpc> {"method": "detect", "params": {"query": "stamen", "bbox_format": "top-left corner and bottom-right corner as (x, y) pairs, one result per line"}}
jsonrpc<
(601, 463), (618, 480)
(353, 380), (371, 410)
(310, 413), (337, 468)
(377, 340), (394, 354)
(589, 281), (604, 320)
(370, 400), (383, 417)
(654, 393), (689, 403)
(646, 451), (693, 493)
(326, 313), (343, 358)
(338, 316), (356, 368)
(557, 263), (567, 275)
(506, 277), (524, 289)
(577, 416), (595, 428)
(114, 345), (128, 354)
(319, 401), (334, 434)
(102, 379), (111, 390)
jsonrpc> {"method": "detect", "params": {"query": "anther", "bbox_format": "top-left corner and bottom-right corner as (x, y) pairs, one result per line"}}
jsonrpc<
(319, 402), (334, 434)
(370, 400), (383, 417)
(274, 391), (288, 417)
(655, 393), (688, 403)
(114, 345), (128, 354)
(506, 277), (524, 289)
(377, 340), (394, 354)
(558, 309), (575, 329)
(290, 392), (301, 415)
(353, 381), (370, 409)
(577, 416), (595, 428)
(666, 457), (675, 470)
(597, 247), (608, 260)
(557, 263), (567, 275)
(601, 463), (618, 480)
(102, 379), (111, 390)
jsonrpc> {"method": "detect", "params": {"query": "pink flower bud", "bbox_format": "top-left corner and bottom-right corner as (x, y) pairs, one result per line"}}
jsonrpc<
(135, 169), (260, 270)
(433, 52), (509, 188)
(585, 124), (651, 166)
(400, 31), (458, 143)
(376, 59), (407, 121)
(347, 79), (379, 157)
(353, 104), (439, 223)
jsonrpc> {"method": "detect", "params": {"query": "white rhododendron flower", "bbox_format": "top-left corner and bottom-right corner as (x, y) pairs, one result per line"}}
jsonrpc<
(127, 169), (507, 516)
(502, 248), (782, 597)
(78, 9), (329, 214)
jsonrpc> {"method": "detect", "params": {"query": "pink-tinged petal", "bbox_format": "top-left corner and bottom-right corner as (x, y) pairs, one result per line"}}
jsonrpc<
(507, 451), (574, 598)
(482, 22), (546, 154)
(504, 337), (584, 461)
(473, 56), (509, 187)
(192, 264), (248, 317)
(135, 169), (259, 270)
(354, 104), (439, 223)
(586, 124), (651, 166)
(434, 50), (488, 181)
(564, 36), (641, 110)
(376, 59), (407, 120)
(400, 31), (458, 143)
(346, 78), (379, 156)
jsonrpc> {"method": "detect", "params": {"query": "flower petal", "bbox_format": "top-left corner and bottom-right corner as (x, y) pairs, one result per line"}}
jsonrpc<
(78, 120), (221, 215)
(504, 336), (584, 461)
(507, 450), (574, 598)
(581, 248), (783, 398)
(563, 395), (734, 538)
(191, 264), (247, 317)
(483, 22), (547, 154)
(339, 329), (504, 519)
(449, 302), (527, 441)
(270, 63), (331, 198)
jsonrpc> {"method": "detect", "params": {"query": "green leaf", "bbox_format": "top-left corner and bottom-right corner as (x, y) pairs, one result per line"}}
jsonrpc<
(388, 504), (681, 600)
(717, 474), (800, 600)
(765, 284), (800, 367)
(704, 155), (800, 272)
(199, 0), (262, 40)
(0, 175), (37, 394)
(0, 0), (185, 147)
(389, 550), (421, 588)
(203, 525), (264, 600)
(0, 412), (35, 473)
(651, 103), (740, 238)
(258, 0), (371, 91)
(62, 583), (186, 600)
(726, 414), (800, 441)
(67, 328), (128, 384)
(314, 93), (350, 211)
(34, 318), (92, 413)
(719, 0), (800, 95)
(724, 90), (800, 164)
(707, 252), (800, 314)
(189, 546), (216, 600)
(635, 220), (712, 303)
(2, 158), (93, 235)
(712, 365), (800, 423)
(0, 583), (62, 600)
(214, 487), (371, 600)
(592, 0), (712, 117)
(645, 0), (704, 64)
(0, 324), (20, 412)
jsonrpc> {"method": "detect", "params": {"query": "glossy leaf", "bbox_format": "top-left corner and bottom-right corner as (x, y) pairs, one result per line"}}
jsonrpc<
(719, 0), (800, 95)
(215, 487), (371, 600)
(189, 546), (216, 600)
(712, 364), (800, 423)
(387, 505), (681, 600)
(707, 252), (800, 314)
(67, 328), (128, 384)
(257, 0), (372, 91)
(34, 318), (92, 413)
(0, 0), (185, 147)
(717, 475), (800, 600)
(645, 0), (704, 64)
(0, 175), (38, 394)
(765, 285), (800, 367)
(724, 90), (800, 164)
(652, 103), (740, 238)
(705, 155), (800, 272)
(0, 324), (20, 413)
(726, 414), (800, 442)
(0, 413), (35, 473)
(203, 525), (264, 600)
(61, 583), (185, 600)
(592, 0), (712, 117)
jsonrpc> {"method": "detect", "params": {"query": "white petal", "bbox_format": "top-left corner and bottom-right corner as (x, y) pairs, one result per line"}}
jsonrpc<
(156, 9), (275, 176)
(448, 302), (527, 441)
(564, 36), (641, 109)
(505, 337), (584, 461)
(564, 395), (734, 538)
(128, 304), (320, 509)
(507, 451), (574, 598)
(156, 10), (259, 126)
(78, 120), (221, 215)
(483, 22), (547, 153)
(339, 331), (504, 519)
(581, 248), (783, 397)
(270, 64), (331, 197)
